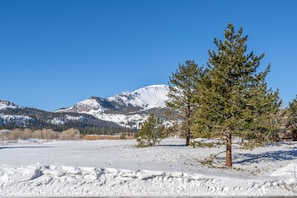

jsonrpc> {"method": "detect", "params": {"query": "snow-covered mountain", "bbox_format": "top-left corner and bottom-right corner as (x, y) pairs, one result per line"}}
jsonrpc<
(57, 85), (170, 129)
(108, 84), (169, 110)
(0, 85), (170, 131)
(0, 100), (18, 110)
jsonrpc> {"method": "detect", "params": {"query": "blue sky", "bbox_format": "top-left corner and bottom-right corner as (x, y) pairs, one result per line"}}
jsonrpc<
(0, 0), (296, 111)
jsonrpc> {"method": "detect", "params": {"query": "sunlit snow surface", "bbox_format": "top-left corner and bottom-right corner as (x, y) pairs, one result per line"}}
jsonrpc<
(1, 138), (297, 197)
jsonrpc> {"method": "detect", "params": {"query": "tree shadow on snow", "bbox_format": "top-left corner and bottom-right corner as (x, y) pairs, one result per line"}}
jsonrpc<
(232, 147), (297, 165)
(158, 144), (188, 147)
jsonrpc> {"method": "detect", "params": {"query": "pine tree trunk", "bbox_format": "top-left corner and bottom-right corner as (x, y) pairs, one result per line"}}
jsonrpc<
(225, 132), (232, 167)
(185, 103), (191, 146)
(186, 129), (190, 146)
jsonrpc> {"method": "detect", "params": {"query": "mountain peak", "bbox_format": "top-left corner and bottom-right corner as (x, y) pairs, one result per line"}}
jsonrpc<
(109, 84), (169, 110)
(57, 84), (169, 129)
(0, 100), (19, 110)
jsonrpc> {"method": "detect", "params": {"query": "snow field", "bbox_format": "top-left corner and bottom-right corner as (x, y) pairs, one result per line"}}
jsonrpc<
(1, 138), (297, 197)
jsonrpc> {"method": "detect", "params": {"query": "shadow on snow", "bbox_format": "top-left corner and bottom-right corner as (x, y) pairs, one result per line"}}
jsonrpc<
(233, 147), (297, 165)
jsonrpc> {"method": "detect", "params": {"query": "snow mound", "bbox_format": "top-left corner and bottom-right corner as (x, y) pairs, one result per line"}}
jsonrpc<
(271, 163), (297, 178)
(0, 165), (296, 197)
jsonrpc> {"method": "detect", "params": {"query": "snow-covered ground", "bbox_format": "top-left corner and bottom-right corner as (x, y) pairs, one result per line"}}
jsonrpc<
(1, 138), (297, 197)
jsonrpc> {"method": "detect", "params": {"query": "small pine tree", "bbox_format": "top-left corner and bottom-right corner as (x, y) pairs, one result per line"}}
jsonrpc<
(137, 114), (164, 147)
(119, 133), (127, 140)
(166, 60), (204, 146)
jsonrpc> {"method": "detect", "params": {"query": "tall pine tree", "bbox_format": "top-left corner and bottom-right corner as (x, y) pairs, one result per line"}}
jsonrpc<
(167, 60), (204, 146)
(195, 23), (281, 167)
(285, 95), (297, 135)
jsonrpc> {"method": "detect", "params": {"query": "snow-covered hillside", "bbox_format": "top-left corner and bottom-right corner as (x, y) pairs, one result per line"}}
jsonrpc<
(0, 100), (18, 110)
(0, 100), (34, 127)
(0, 114), (34, 127)
(57, 85), (170, 128)
(1, 138), (297, 197)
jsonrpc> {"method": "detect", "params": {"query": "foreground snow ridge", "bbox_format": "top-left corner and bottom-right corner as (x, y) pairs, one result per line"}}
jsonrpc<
(0, 165), (296, 197)
(1, 139), (297, 197)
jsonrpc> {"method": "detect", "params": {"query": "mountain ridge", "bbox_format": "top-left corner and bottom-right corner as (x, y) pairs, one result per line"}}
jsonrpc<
(0, 84), (170, 131)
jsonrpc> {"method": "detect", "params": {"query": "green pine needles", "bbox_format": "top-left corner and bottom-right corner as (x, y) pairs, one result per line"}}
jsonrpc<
(166, 60), (204, 146)
(167, 23), (282, 167)
(137, 114), (164, 147)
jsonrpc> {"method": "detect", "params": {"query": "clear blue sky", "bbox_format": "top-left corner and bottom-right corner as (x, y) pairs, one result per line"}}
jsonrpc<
(0, 0), (296, 111)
